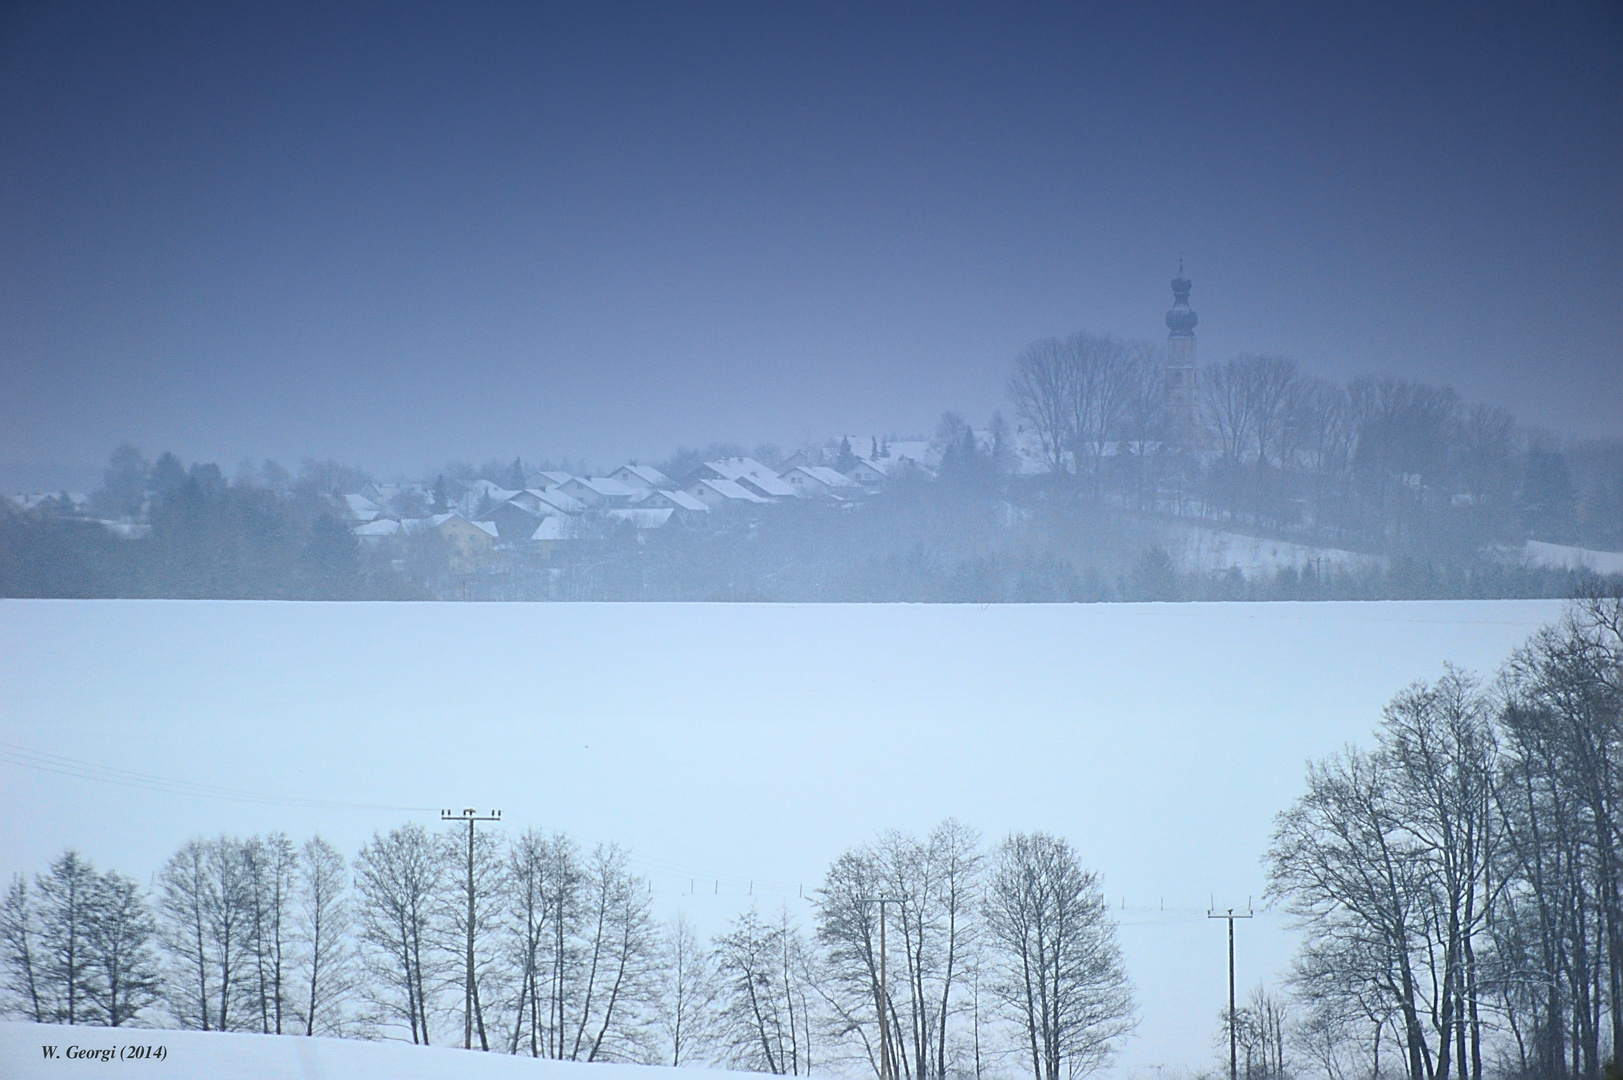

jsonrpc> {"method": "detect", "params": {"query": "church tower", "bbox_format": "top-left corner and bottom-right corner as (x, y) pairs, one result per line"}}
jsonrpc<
(1164, 264), (1200, 447)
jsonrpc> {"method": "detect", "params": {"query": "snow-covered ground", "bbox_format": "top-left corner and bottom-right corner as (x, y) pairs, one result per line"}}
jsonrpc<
(0, 1020), (749, 1080)
(1522, 539), (1623, 576)
(1169, 526), (1385, 579)
(0, 599), (1568, 1076)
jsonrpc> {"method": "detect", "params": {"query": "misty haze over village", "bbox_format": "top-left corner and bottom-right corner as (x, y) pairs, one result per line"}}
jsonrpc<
(6, 265), (1623, 603)
(2, 5), (1621, 1080)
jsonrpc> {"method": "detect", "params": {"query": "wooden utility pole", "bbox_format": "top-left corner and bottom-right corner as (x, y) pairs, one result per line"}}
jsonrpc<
(857, 896), (901, 1080)
(1208, 905), (1253, 1080)
(443, 808), (502, 1050)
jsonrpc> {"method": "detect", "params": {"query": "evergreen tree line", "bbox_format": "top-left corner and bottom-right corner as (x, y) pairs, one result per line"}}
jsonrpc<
(1, 822), (1135, 1079)
(1264, 594), (1623, 1079)
(0, 451), (405, 600)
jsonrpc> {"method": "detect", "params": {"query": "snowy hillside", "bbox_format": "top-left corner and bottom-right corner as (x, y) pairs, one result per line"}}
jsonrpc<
(1522, 539), (1623, 576)
(1168, 525), (1384, 578)
(0, 1021), (748, 1080)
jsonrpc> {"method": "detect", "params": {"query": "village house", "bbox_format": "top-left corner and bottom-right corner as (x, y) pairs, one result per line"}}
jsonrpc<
(609, 463), (674, 490)
(429, 513), (498, 573)
(525, 469), (574, 490)
(557, 475), (637, 507)
(687, 477), (770, 509)
(702, 457), (796, 498)
(629, 488), (711, 517)
(848, 457), (889, 485)
(510, 488), (586, 516)
(482, 500), (546, 542)
(782, 465), (857, 497)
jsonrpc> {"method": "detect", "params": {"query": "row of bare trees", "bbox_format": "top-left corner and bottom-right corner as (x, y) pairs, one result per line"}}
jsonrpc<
(1267, 595), (1623, 1079)
(2, 822), (1134, 1079)
(1008, 334), (1620, 558)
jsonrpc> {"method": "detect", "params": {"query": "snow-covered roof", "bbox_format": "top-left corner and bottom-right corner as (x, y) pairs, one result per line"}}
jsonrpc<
(801, 466), (856, 487)
(705, 457), (795, 496)
(564, 476), (637, 498)
(608, 507), (675, 529)
(529, 516), (576, 541)
(8, 492), (89, 512)
(852, 456), (889, 476)
(526, 470), (575, 489)
(473, 484), (520, 504)
(695, 478), (769, 503)
(342, 493), (381, 521)
(429, 513), (498, 538)
(611, 464), (674, 488)
(514, 488), (586, 515)
(658, 488), (708, 511)
(352, 519), (402, 538)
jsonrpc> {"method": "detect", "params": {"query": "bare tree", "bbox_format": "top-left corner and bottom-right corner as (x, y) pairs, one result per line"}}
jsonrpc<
(503, 827), (553, 1056)
(716, 905), (815, 1075)
(814, 843), (889, 1076)
(1494, 594), (1623, 1077)
(1218, 984), (1288, 1079)
(293, 835), (354, 1036)
(570, 843), (660, 1063)
(1, 875), (44, 1022)
(983, 832), (1135, 1080)
(440, 821), (507, 1051)
(241, 832), (296, 1034)
(541, 832), (586, 1059)
(353, 822), (446, 1044)
(1382, 668), (1500, 1080)
(34, 850), (99, 1024)
(1067, 334), (1140, 489)
(83, 868), (159, 1027)
(814, 820), (984, 1080)
(1201, 355), (1300, 467)
(1268, 747), (1436, 1080)
(656, 911), (719, 1066)
(1009, 338), (1076, 477)
(157, 839), (214, 1029)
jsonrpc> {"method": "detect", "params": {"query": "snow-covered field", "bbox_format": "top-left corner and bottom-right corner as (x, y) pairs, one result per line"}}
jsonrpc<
(1170, 526), (1385, 578)
(0, 1020), (749, 1080)
(0, 599), (1569, 1076)
(1523, 539), (1623, 576)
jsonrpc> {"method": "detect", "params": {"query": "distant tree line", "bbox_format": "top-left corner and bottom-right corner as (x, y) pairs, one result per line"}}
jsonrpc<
(1008, 334), (1623, 560)
(4, 337), (1620, 603)
(1, 821), (1135, 1079)
(1257, 593), (1623, 1079)
(0, 449), (405, 600)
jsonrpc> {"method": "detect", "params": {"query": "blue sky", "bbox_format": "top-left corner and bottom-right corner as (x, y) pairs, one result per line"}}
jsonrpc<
(2, 2), (1618, 484)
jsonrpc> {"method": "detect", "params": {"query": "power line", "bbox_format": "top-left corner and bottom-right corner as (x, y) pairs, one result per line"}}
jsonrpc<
(4, 740), (1277, 943)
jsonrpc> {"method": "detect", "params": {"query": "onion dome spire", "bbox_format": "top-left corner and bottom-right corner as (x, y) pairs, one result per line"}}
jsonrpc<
(1166, 259), (1197, 338)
